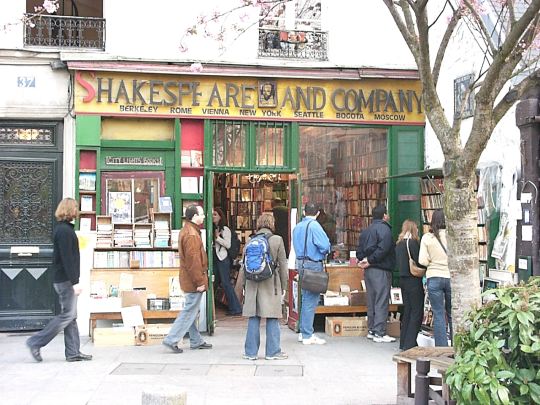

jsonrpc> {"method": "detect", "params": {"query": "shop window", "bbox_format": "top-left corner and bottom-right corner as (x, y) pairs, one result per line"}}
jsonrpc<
(211, 121), (247, 168)
(299, 126), (388, 259)
(101, 172), (165, 223)
(255, 123), (285, 167)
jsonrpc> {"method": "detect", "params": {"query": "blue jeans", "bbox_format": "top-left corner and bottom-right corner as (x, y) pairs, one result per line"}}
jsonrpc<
(214, 254), (242, 314)
(427, 277), (452, 346)
(27, 281), (80, 358)
(163, 292), (204, 348)
(297, 259), (323, 339)
(244, 316), (281, 357)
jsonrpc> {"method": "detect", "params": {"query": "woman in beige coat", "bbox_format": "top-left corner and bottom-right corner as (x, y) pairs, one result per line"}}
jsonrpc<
(242, 213), (288, 360)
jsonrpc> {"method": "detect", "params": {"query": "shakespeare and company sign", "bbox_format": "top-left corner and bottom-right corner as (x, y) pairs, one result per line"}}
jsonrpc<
(74, 71), (425, 125)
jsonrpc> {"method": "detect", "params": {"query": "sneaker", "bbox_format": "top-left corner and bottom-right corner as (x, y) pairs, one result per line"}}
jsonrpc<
(66, 352), (93, 362)
(366, 331), (375, 340)
(373, 334), (396, 343)
(191, 342), (212, 350)
(297, 333), (303, 342)
(162, 341), (183, 353)
(265, 352), (288, 360)
(26, 340), (42, 362)
(242, 354), (257, 360)
(302, 335), (326, 345)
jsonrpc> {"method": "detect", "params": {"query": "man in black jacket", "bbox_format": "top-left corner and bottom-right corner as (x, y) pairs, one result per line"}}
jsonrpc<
(356, 204), (396, 343)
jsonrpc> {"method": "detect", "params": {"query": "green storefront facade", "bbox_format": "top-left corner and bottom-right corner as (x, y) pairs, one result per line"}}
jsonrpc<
(71, 63), (425, 332)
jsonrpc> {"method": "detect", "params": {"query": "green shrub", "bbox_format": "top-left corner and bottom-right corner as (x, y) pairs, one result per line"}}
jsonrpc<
(445, 277), (540, 404)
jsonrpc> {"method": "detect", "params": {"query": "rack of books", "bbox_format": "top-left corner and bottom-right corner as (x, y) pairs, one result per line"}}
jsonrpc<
(93, 248), (179, 269)
(133, 223), (153, 248)
(96, 216), (113, 248)
(77, 149), (98, 231)
(299, 129), (388, 252)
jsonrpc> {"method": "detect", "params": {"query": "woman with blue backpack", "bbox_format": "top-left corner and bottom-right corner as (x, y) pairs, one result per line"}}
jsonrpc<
(212, 207), (242, 316)
(242, 212), (289, 360)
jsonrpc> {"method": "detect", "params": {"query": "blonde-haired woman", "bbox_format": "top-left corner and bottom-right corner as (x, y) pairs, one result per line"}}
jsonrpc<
(242, 212), (288, 360)
(26, 198), (92, 363)
(395, 219), (425, 351)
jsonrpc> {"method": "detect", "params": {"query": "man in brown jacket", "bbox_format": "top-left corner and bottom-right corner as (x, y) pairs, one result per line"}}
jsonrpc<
(162, 205), (212, 353)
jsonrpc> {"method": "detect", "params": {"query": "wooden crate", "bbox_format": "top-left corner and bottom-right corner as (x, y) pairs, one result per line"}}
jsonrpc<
(93, 327), (135, 346)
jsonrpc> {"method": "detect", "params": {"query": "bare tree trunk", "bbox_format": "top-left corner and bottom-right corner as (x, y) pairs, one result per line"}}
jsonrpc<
(444, 162), (482, 334)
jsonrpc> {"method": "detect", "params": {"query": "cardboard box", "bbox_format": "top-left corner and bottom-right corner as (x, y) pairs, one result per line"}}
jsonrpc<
(135, 324), (172, 345)
(386, 320), (401, 338)
(93, 327), (135, 346)
(349, 291), (367, 306)
(325, 316), (368, 337)
(121, 290), (148, 309)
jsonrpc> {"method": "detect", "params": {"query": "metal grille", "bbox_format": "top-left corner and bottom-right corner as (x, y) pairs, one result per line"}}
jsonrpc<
(254, 122), (286, 168)
(0, 161), (54, 244)
(24, 14), (105, 50)
(258, 29), (328, 61)
(0, 126), (54, 146)
(212, 121), (247, 168)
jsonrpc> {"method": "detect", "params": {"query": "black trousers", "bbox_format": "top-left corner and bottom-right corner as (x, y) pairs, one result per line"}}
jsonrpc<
(399, 276), (425, 350)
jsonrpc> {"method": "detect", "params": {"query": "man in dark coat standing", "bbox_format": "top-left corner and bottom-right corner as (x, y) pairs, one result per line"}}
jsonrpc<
(357, 204), (396, 343)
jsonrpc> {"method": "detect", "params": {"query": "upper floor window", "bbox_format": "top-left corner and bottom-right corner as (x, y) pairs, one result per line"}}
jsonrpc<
(24, 0), (105, 50)
(258, 1), (327, 61)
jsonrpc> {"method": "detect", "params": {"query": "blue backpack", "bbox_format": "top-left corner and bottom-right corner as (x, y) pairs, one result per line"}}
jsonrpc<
(243, 233), (276, 282)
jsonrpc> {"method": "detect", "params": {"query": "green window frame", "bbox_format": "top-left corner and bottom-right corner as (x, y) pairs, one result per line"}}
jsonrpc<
(206, 120), (294, 172)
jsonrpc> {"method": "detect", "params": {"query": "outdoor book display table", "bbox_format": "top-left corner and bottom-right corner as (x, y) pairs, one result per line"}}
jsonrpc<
(287, 265), (399, 331)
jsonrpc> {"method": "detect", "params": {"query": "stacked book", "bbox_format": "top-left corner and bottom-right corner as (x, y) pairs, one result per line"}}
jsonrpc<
(134, 226), (152, 247)
(96, 223), (113, 248)
(114, 227), (134, 247)
(154, 220), (170, 247)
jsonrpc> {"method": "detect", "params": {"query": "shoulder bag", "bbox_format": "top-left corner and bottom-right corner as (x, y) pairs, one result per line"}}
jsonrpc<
(299, 221), (329, 294)
(406, 238), (425, 278)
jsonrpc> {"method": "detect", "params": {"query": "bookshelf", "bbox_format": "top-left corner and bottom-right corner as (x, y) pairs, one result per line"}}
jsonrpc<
(96, 216), (113, 248)
(179, 120), (204, 224)
(299, 129), (388, 252)
(93, 248), (179, 269)
(419, 174), (488, 271)
(78, 149), (98, 230)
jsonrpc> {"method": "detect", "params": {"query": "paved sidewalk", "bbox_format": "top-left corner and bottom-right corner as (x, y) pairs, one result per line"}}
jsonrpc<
(0, 318), (400, 405)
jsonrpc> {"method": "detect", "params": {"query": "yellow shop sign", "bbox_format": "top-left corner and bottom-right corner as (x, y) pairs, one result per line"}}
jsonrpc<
(75, 72), (425, 125)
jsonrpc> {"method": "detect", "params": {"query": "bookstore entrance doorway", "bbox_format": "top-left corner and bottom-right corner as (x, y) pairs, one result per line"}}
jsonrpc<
(207, 171), (297, 329)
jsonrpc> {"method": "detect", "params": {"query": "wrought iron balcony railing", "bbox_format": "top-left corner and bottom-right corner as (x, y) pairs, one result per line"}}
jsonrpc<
(258, 28), (328, 61)
(23, 14), (105, 50)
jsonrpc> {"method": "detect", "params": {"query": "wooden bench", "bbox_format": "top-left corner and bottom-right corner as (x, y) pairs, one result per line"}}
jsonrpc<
(89, 310), (179, 342)
(392, 346), (454, 405)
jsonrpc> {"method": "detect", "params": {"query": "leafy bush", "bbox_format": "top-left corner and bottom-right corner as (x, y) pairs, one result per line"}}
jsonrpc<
(446, 277), (540, 404)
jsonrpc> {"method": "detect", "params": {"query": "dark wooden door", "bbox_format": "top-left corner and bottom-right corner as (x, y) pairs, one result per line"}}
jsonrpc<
(0, 121), (63, 331)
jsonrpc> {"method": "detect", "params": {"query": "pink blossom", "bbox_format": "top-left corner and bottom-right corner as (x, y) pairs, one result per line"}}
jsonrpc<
(43, 0), (59, 14)
(189, 63), (203, 72)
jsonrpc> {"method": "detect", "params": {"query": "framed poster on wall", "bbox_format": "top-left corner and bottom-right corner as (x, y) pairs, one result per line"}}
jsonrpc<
(109, 191), (132, 223)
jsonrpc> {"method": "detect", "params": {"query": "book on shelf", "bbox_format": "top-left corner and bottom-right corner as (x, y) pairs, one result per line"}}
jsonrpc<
(80, 195), (93, 212)
(180, 150), (191, 166)
(158, 196), (173, 213)
(79, 172), (96, 191)
(190, 150), (203, 167)
(79, 217), (92, 233)
(181, 177), (199, 194)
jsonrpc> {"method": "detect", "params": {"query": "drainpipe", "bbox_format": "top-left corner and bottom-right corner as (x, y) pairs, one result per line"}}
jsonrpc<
(515, 85), (540, 277)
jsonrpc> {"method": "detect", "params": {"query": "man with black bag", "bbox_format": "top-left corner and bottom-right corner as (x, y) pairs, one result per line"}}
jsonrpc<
(292, 202), (331, 345)
(356, 204), (396, 343)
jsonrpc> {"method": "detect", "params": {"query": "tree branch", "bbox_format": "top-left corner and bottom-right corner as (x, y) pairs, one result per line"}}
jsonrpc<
(462, 0), (497, 55)
(492, 68), (540, 125)
(382, 0), (420, 60)
(478, 0), (540, 103)
(433, 6), (461, 86)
